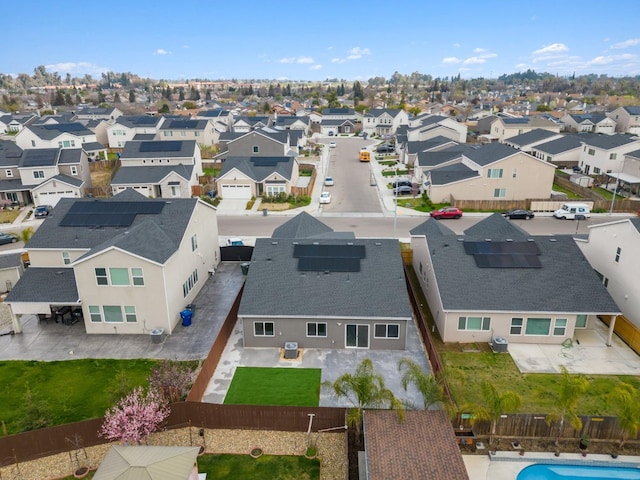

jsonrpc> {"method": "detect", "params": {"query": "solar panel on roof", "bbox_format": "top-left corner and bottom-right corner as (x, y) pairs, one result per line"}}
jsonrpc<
(59, 200), (165, 227)
(464, 241), (540, 255)
(167, 120), (198, 129)
(474, 254), (542, 268)
(22, 149), (58, 166)
(298, 257), (361, 272)
(250, 157), (289, 167)
(294, 244), (366, 259)
(131, 116), (158, 125)
(139, 141), (182, 152)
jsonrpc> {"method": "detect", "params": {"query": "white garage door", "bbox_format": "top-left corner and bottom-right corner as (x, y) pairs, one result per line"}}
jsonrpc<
(221, 184), (252, 199)
(37, 190), (74, 207)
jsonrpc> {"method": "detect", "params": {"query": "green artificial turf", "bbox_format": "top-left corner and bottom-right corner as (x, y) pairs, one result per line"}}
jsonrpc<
(0, 359), (161, 434)
(198, 454), (320, 480)
(224, 367), (321, 406)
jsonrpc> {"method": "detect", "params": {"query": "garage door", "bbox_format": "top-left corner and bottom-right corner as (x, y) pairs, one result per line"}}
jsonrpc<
(221, 184), (252, 199)
(37, 190), (74, 207)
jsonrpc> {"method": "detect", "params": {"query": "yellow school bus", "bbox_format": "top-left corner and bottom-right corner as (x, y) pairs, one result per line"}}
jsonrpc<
(359, 149), (370, 162)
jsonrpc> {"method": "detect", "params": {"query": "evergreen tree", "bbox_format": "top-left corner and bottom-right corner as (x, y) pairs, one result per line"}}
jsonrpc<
(114, 92), (121, 103)
(129, 89), (136, 103)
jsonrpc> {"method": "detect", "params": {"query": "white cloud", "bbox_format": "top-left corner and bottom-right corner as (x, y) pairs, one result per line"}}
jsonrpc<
(297, 56), (314, 64)
(278, 57), (295, 64)
(44, 62), (109, 76)
(452, 43), (461, 48)
(533, 43), (568, 55)
(349, 46), (371, 56)
(182, 45), (190, 49)
(611, 38), (640, 50)
(278, 56), (314, 64)
(331, 57), (346, 64)
(153, 49), (171, 55)
(473, 48), (486, 53)
(587, 53), (636, 65)
(442, 57), (461, 64)
(462, 57), (486, 65)
(309, 64), (322, 70)
(331, 47), (370, 64)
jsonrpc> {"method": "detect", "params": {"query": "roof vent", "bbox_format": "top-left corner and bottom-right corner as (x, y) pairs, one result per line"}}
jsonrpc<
(313, 242), (320, 245)
(271, 241), (278, 245)
(55, 271), (64, 275)
(549, 238), (557, 242)
(292, 241), (299, 245)
(527, 238), (534, 242)
(347, 242), (354, 245)
(506, 238), (513, 242)
(375, 242), (382, 246)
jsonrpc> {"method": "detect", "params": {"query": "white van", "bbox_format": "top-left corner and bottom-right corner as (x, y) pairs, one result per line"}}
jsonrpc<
(553, 202), (591, 220)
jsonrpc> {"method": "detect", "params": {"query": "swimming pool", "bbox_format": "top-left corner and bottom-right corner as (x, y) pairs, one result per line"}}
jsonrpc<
(517, 464), (640, 480)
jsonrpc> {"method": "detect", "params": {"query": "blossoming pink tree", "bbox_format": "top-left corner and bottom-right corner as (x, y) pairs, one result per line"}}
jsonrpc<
(99, 387), (170, 444)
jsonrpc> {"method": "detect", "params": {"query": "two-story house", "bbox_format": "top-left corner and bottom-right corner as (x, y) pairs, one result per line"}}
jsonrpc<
(106, 115), (166, 148)
(490, 116), (561, 142)
(530, 134), (587, 168)
(75, 106), (122, 122)
(231, 115), (271, 133)
(111, 140), (202, 199)
(560, 113), (616, 134)
(0, 112), (39, 134)
(360, 108), (410, 137)
(577, 134), (640, 176)
(15, 123), (100, 150)
(607, 106), (640, 134)
(502, 129), (564, 155)
(406, 114), (467, 143)
(424, 142), (555, 203)
(159, 118), (219, 146)
(5, 189), (220, 335)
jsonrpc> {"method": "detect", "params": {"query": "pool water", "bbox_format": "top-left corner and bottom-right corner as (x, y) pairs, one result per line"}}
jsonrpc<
(518, 464), (640, 479)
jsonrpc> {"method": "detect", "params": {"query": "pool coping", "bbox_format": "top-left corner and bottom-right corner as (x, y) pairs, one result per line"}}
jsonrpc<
(490, 450), (640, 466)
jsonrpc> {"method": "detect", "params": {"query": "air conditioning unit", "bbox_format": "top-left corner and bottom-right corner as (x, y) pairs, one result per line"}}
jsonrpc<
(284, 342), (299, 359)
(491, 336), (508, 353)
(150, 328), (165, 344)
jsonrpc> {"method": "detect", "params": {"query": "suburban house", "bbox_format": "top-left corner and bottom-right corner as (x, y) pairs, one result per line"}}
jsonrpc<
(106, 115), (166, 148)
(75, 106), (122, 122)
(577, 133), (640, 176)
(272, 114), (310, 134)
(0, 112), (38, 134)
(530, 134), (586, 168)
(359, 108), (409, 137)
(321, 107), (356, 121)
(576, 218), (640, 329)
(410, 214), (621, 345)
(239, 212), (412, 350)
(423, 142), (556, 203)
(489, 116), (561, 142)
(0, 144), (91, 206)
(216, 130), (300, 161)
(607, 106), (640, 134)
(15, 122), (101, 151)
(215, 155), (299, 199)
(610, 149), (640, 196)
(502, 129), (563, 155)
(0, 253), (25, 294)
(111, 140), (203, 198)
(561, 113), (616, 134)
(407, 114), (467, 143)
(320, 118), (355, 136)
(158, 118), (219, 146)
(195, 108), (233, 130)
(5, 189), (220, 335)
(401, 136), (459, 167)
(231, 115), (271, 133)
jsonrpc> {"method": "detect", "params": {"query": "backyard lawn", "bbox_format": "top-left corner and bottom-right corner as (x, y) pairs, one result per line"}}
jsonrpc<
(0, 359), (166, 434)
(224, 367), (321, 406)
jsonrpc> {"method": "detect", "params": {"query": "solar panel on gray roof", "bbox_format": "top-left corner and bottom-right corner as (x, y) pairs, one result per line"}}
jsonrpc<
(139, 141), (182, 152)
(43, 123), (85, 132)
(59, 200), (165, 227)
(293, 244), (366, 259)
(131, 116), (158, 125)
(474, 254), (542, 268)
(250, 157), (289, 167)
(298, 257), (361, 272)
(464, 241), (540, 255)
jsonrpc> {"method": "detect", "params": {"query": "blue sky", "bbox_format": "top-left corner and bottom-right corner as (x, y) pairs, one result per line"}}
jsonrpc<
(5, 0), (640, 81)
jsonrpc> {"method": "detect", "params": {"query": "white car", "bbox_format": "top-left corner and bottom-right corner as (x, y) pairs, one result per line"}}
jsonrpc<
(329, 141), (337, 148)
(324, 176), (334, 186)
(319, 191), (332, 204)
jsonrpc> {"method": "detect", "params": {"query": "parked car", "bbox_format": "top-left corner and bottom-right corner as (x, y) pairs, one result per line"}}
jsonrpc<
(329, 141), (337, 148)
(392, 180), (412, 188)
(319, 191), (332, 204)
(503, 209), (535, 220)
(0, 232), (18, 245)
(376, 144), (395, 153)
(429, 207), (463, 219)
(392, 185), (413, 195)
(324, 177), (334, 186)
(34, 205), (52, 218)
(572, 165), (582, 173)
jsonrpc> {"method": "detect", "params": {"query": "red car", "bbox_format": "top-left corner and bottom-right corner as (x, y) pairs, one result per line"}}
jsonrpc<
(430, 207), (463, 219)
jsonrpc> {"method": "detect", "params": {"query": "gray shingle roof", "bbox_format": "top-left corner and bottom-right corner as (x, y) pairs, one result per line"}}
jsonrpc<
(624, 106), (640, 115)
(272, 212), (334, 238)
(159, 119), (209, 130)
(81, 142), (105, 151)
(630, 218), (640, 233)
(27, 190), (197, 264)
(43, 173), (84, 188)
(115, 116), (163, 129)
(0, 140), (23, 167)
(219, 156), (294, 182)
(417, 145), (467, 167)
(429, 163), (479, 185)
(463, 142), (519, 166)
(20, 148), (59, 167)
(0, 253), (22, 270)
(569, 113), (608, 124)
(239, 236), (411, 319)
(111, 165), (193, 184)
(5, 267), (78, 303)
(506, 129), (559, 147)
(407, 137), (458, 154)
(320, 119), (354, 126)
(58, 148), (82, 164)
(533, 134), (584, 154)
(121, 140), (196, 159)
(414, 214), (620, 314)
(0, 179), (27, 191)
(321, 108), (354, 115)
(27, 122), (94, 140)
(132, 134), (156, 141)
(582, 133), (639, 150)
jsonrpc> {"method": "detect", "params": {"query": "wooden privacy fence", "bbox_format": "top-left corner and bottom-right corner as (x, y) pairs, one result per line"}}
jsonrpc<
(454, 412), (640, 444)
(600, 314), (640, 356)
(0, 402), (346, 466)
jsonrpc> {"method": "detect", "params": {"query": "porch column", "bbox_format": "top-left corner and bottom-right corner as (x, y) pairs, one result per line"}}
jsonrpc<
(10, 309), (23, 334)
(606, 315), (617, 347)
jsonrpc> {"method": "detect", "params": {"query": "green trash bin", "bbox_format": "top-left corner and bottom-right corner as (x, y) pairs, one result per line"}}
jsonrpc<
(240, 262), (250, 275)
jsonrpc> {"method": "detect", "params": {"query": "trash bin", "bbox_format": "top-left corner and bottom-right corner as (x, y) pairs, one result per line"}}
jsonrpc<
(180, 309), (193, 327)
(185, 303), (195, 314)
(240, 262), (250, 275)
(263, 208), (268, 216)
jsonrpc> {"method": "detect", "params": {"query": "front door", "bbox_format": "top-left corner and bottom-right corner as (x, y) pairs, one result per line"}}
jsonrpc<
(346, 324), (369, 348)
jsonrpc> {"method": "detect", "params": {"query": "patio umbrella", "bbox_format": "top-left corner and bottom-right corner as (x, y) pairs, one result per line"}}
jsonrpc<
(93, 445), (200, 480)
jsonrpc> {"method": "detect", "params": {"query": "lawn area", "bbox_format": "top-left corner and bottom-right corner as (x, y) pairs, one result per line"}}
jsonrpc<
(224, 367), (321, 406)
(442, 351), (640, 416)
(0, 208), (21, 224)
(551, 183), (582, 199)
(0, 359), (164, 434)
(198, 454), (320, 480)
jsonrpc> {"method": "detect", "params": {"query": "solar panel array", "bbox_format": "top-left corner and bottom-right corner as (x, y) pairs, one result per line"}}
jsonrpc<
(166, 120), (198, 129)
(293, 244), (365, 272)
(250, 157), (289, 167)
(464, 241), (542, 269)
(22, 149), (58, 166)
(43, 123), (86, 132)
(59, 201), (165, 227)
(139, 141), (182, 152)
(130, 116), (158, 125)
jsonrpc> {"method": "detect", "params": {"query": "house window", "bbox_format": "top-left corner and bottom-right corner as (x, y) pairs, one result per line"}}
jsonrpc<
(603, 277), (609, 287)
(194, 131), (200, 137)
(180, 131), (186, 137)
(554, 319), (567, 336)
(546, 155), (552, 162)
(458, 316), (490, 331)
(593, 167), (600, 174)
(33, 171), (45, 179)
(191, 234), (198, 251)
(254, 321), (274, 336)
(31, 140), (36, 147)
(103, 305), (124, 323)
(95, 268), (108, 285)
(182, 269), (199, 297)
(525, 317), (551, 335)
(494, 188), (506, 198)
(266, 185), (286, 196)
(576, 315), (588, 328)
(58, 141), (63, 148)
(171, 185), (179, 197)
(307, 322), (327, 337)
(615, 247), (621, 263)
(164, 131), (173, 137)
(109, 268), (130, 286)
(487, 168), (503, 178)
(89, 306), (102, 323)
(374, 323), (400, 339)
(62, 252), (71, 265)
(70, 166), (78, 175)
(124, 306), (137, 323)
(512, 168), (518, 178)
(610, 153), (617, 160)
(588, 148), (595, 155)
(510, 318), (523, 335)
(252, 146), (259, 153)
(131, 268), (144, 286)
(5, 170), (12, 177)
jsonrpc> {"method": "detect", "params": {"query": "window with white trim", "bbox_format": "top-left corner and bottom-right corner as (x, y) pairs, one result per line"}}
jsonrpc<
(33, 171), (45, 179)
(525, 317), (551, 335)
(254, 321), (274, 336)
(62, 252), (71, 265)
(554, 318), (567, 336)
(164, 131), (173, 137)
(374, 323), (399, 338)
(576, 315), (588, 328)
(615, 247), (621, 263)
(191, 234), (198, 251)
(458, 316), (490, 331)
(109, 268), (130, 286)
(487, 168), (503, 178)
(494, 188), (506, 198)
(95, 268), (108, 285)
(252, 145), (259, 153)
(266, 185), (286, 196)
(512, 168), (518, 178)
(124, 306), (137, 323)
(70, 166), (78, 175)
(5, 169), (13, 177)
(131, 268), (144, 286)
(182, 269), (199, 297)
(610, 153), (617, 160)
(588, 148), (595, 155)
(103, 305), (124, 323)
(307, 322), (327, 337)
(89, 305), (102, 323)
(510, 318), (523, 335)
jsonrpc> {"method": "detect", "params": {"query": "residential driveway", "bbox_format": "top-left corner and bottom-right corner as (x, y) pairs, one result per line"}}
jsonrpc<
(215, 199), (250, 215)
(0, 262), (245, 361)
(203, 312), (432, 409)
